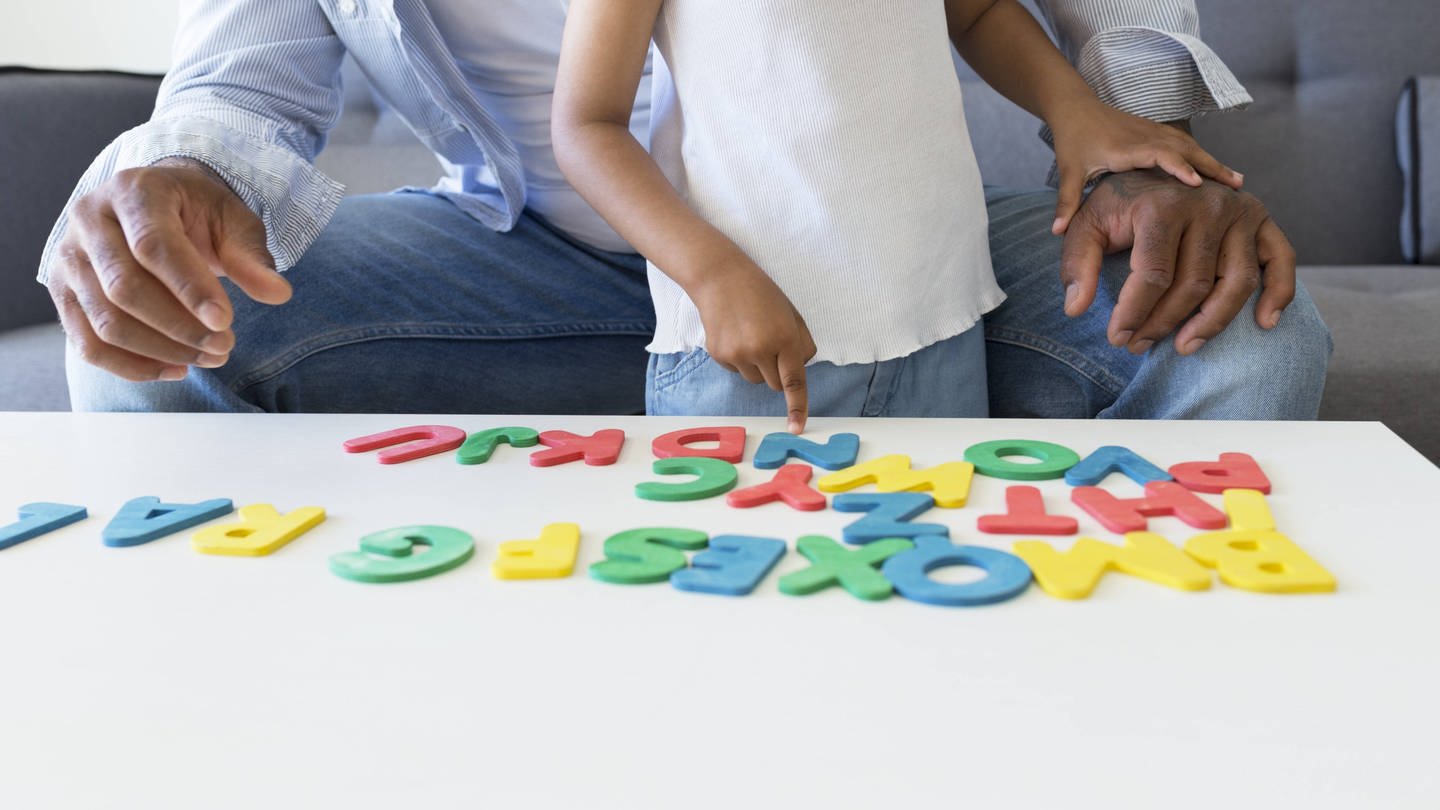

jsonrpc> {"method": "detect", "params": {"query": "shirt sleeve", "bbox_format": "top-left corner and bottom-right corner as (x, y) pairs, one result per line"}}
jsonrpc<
(37, 0), (349, 284)
(1034, 0), (1252, 123)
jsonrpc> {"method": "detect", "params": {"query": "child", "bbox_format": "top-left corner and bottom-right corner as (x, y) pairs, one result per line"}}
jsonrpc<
(552, 0), (1241, 434)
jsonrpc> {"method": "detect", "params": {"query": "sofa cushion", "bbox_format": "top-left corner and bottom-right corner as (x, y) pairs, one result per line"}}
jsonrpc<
(1300, 265), (1440, 463)
(0, 321), (69, 411)
(1398, 76), (1440, 264)
(0, 69), (161, 333)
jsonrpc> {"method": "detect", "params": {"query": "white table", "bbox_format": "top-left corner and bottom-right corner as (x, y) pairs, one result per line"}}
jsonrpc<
(0, 413), (1435, 808)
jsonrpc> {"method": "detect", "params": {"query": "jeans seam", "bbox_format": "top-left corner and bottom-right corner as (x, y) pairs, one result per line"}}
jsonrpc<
(984, 326), (1129, 396)
(230, 321), (655, 393)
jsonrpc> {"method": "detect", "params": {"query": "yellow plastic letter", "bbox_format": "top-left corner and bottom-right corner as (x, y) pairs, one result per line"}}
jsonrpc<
(1013, 531), (1212, 599)
(1181, 489), (1336, 593)
(192, 503), (326, 557)
(492, 522), (581, 580)
(817, 454), (975, 507)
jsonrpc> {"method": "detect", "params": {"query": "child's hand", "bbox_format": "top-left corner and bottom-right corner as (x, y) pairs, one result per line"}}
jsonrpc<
(1050, 104), (1244, 235)
(690, 260), (817, 434)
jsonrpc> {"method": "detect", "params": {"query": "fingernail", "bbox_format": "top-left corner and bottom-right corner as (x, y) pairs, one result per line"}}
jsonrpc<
(1131, 338), (1155, 354)
(1266, 310), (1282, 328)
(158, 366), (187, 382)
(195, 353), (228, 369)
(1112, 330), (1133, 347)
(788, 420), (804, 435)
(1051, 217), (1065, 234)
(1184, 338), (1207, 354)
(198, 301), (228, 331)
(1234, 171), (1245, 183)
(1064, 283), (1080, 311)
(200, 332), (231, 354)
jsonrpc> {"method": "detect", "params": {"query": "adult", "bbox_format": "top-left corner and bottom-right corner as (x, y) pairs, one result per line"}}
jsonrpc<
(40, 0), (1331, 418)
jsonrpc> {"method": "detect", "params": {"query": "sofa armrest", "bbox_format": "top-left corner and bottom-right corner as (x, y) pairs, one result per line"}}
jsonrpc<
(0, 68), (161, 333)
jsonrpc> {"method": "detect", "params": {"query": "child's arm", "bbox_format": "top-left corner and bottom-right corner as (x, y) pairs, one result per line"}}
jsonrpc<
(553, 0), (815, 434)
(945, 0), (1244, 234)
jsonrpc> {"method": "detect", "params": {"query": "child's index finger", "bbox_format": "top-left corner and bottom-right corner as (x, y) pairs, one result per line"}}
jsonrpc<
(778, 351), (809, 435)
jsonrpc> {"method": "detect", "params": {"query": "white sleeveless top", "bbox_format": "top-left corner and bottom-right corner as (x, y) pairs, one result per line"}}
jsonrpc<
(646, 0), (1005, 364)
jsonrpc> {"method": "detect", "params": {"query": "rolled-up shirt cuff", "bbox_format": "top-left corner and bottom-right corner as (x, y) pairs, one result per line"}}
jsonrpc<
(38, 114), (345, 284)
(1042, 27), (1252, 187)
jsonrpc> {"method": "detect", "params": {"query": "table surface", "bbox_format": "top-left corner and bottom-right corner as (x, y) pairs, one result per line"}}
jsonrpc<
(0, 413), (1436, 809)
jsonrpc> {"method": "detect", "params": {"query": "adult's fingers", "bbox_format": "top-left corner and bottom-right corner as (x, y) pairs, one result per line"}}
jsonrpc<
(1058, 213), (1109, 318)
(66, 251), (228, 370)
(1127, 215), (1226, 353)
(1110, 209), (1183, 347)
(216, 195), (291, 305)
(111, 179), (233, 332)
(1172, 215), (1261, 355)
(50, 259), (191, 383)
(1254, 218), (1297, 329)
(79, 209), (235, 356)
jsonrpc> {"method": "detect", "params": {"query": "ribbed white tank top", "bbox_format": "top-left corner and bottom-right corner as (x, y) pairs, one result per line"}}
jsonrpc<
(645, 0), (1005, 364)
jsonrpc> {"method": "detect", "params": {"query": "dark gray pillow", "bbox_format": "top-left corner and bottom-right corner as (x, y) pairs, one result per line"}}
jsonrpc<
(1398, 77), (1440, 264)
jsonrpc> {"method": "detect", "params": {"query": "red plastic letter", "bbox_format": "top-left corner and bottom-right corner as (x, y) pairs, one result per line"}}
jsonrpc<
(1169, 452), (1272, 494)
(652, 426), (747, 463)
(977, 485), (1078, 535)
(727, 464), (827, 511)
(530, 429), (626, 467)
(1071, 481), (1227, 534)
(342, 425), (466, 465)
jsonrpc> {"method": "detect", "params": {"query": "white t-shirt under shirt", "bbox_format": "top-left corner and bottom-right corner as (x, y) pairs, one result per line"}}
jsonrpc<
(646, 0), (1005, 365)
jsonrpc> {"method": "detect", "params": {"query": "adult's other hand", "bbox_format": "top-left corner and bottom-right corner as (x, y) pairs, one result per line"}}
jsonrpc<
(1058, 168), (1295, 355)
(46, 158), (291, 382)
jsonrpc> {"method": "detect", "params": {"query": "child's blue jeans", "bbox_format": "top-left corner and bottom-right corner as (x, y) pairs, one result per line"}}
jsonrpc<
(646, 326), (988, 419)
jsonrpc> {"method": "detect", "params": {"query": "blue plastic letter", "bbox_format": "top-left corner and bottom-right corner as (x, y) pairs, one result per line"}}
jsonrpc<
(0, 503), (88, 551)
(102, 496), (234, 547)
(832, 492), (948, 544)
(1064, 445), (1172, 487)
(752, 432), (860, 470)
(671, 535), (787, 596)
(882, 536), (1033, 607)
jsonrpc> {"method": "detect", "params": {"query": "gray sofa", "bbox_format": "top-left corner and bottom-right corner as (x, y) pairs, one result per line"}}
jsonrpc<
(3, 0), (1438, 463)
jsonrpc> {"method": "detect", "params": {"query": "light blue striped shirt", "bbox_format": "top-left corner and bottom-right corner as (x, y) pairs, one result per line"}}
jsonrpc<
(38, 0), (1250, 282)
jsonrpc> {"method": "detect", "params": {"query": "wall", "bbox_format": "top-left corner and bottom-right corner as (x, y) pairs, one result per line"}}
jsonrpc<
(4, 0), (178, 73)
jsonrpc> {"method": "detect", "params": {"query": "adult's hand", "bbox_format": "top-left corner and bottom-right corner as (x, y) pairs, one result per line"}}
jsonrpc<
(1058, 168), (1296, 356)
(46, 158), (291, 382)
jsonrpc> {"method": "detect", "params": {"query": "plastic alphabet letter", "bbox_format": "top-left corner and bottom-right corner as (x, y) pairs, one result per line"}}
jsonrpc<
(671, 535), (787, 596)
(0, 503), (87, 551)
(1183, 489), (1336, 593)
(192, 503), (326, 557)
(1064, 445), (1172, 487)
(882, 536), (1034, 607)
(1013, 532), (1213, 599)
(492, 522), (582, 580)
(529, 429), (626, 467)
(1071, 481), (1227, 534)
(589, 527), (709, 584)
(817, 455), (975, 507)
(103, 497), (234, 548)
(963, 439), (1081, 481)
(457, 426), (540, 465)
(343, 424), (467, 465)
(778, 534), (913, 601)
(726, 464), (827, 511)
(833, 492), (948, 544)
(635, 457), (739, 501)
(976, 486), (1078, 535)
(652, 426), (747, 463)
(329, 525), (475, 583)
(752, 432), (860, 470)
(1169, 453), (1272, 494)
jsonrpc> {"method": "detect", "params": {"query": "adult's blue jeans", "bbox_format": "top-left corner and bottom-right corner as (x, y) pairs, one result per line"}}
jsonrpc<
(67, 188), (1333, 418)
